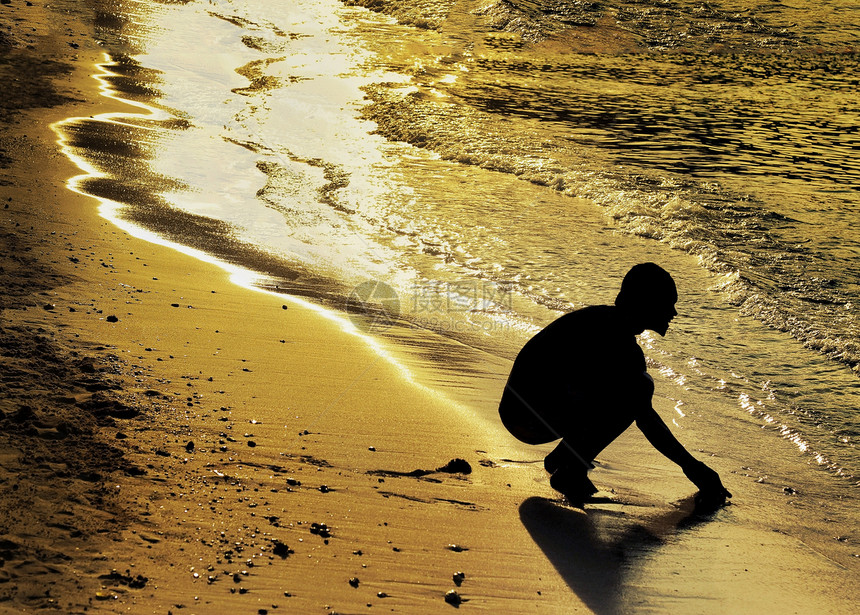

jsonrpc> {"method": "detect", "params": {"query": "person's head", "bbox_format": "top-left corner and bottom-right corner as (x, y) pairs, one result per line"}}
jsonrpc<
(615, 263), (678, 336)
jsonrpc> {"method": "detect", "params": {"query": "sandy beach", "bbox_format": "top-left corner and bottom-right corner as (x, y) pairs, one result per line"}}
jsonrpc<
(1, 1), (858, 614)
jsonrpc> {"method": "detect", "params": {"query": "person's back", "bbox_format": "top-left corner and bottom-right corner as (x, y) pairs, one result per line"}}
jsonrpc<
(500, 304), (647, 446)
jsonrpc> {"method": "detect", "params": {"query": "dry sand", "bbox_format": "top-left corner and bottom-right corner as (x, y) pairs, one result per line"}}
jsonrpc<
(1, 1), (857, 614)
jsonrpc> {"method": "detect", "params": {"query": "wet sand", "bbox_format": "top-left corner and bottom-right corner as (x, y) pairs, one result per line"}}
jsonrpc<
(1, 1), (858, 613)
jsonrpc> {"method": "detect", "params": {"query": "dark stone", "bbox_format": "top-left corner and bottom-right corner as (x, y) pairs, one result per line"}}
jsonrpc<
(444, 589), (462, 606)
(271, 540), (291, 559)
(436, 458), (472, 474)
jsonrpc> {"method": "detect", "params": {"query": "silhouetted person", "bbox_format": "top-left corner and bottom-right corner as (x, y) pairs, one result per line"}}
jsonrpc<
(499, 263), (731, 510)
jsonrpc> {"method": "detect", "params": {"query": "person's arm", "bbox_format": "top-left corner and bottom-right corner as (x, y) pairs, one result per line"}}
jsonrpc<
(635, 406), (698, 466)
(636, 406), (732, 508)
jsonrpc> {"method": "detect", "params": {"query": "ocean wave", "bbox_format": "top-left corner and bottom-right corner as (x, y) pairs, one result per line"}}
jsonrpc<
(342, 0), (830, 51)
(359, 82), (860, 375)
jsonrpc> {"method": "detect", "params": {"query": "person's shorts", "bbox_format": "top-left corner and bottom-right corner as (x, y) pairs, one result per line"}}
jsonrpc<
(498, 384), (637, 453)
(498, 384), (573, 445)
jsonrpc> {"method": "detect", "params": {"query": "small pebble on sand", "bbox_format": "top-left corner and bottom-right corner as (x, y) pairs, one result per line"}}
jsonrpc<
(271, 540), (292, 558)
(444, 589), (462, 606)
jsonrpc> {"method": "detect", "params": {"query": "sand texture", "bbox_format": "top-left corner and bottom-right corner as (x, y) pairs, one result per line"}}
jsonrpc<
(0, 1), (857, 614)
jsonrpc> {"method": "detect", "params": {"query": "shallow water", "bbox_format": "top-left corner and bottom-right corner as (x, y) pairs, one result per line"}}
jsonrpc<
(58, 0), (858, 556)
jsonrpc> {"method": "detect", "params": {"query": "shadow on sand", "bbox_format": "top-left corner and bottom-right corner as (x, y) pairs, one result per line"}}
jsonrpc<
(519, 495), (715, 615)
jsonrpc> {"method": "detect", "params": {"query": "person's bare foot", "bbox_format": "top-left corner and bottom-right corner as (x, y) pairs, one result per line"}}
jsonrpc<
(549, 466), (598, 508)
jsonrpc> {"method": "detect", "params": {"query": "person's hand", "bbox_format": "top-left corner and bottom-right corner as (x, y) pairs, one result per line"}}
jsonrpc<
(683, 460), (732, 512)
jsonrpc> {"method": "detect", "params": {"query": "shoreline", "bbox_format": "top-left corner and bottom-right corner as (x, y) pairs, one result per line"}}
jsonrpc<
(1, 1), (857, 613)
